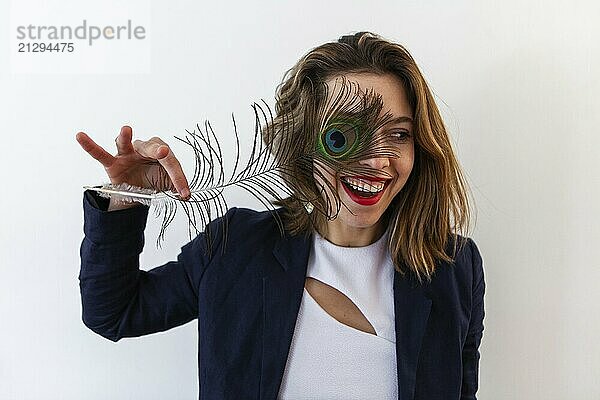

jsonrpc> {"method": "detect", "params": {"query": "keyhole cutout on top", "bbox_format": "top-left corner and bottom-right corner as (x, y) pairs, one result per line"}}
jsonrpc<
(304, 277), (377, 336)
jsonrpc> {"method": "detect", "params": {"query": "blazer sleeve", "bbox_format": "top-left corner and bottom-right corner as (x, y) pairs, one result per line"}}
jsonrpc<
(461, 238), (486, 400)
(78, 190), (234, 342)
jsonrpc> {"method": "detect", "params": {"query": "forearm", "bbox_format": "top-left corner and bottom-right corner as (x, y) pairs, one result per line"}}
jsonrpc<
(79, 190), (150, 341)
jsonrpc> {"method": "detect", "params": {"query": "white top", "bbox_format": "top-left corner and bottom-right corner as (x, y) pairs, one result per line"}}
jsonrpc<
(277, 231), (398, 400)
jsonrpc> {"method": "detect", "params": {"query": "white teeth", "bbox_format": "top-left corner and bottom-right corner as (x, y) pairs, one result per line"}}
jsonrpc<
(341, 177), (385, 193)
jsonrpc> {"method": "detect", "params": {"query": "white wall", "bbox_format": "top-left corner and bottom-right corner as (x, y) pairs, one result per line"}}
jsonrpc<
(1, 0), (598, 399)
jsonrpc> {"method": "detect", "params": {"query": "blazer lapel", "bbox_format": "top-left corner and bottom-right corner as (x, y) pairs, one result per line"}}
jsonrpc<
(394, 271), (432, 400)
(260, 232), (311, 400)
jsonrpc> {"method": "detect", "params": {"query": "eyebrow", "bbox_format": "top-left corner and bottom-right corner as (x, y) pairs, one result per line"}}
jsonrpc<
(388, 116), (413, 124)
(332, 111), (414, 125)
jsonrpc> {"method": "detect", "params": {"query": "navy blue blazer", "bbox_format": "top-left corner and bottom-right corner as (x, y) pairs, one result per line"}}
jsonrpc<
(80, 191), (485, 400)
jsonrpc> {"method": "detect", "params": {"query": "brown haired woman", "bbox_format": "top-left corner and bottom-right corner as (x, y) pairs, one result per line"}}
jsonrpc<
(77, 31), (485, 400)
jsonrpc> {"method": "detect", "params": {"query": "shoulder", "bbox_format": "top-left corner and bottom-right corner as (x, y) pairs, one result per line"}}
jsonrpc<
(455, 235), (484, 286)
(223, 207), (285, 239)
(183, 207), (285, 255)
(448, 235), (484, 274)
(178, 207), (287, 275)
(428, 234), (485, 296)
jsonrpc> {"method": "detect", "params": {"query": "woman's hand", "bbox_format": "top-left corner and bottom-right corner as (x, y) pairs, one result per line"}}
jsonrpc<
(76, 125), (191, 200)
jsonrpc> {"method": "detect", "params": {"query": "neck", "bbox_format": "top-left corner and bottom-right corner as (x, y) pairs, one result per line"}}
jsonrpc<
(320, 219), (387, 247)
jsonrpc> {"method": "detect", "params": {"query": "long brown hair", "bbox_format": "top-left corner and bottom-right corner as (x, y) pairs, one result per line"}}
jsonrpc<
(263, 31), (474, 283)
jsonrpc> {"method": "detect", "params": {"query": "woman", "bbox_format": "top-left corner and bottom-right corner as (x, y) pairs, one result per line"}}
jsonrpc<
(77, 32), (485, 400)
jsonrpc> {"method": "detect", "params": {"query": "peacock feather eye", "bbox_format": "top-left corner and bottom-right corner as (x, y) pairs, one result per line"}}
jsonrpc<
(317, 119), (360, 160)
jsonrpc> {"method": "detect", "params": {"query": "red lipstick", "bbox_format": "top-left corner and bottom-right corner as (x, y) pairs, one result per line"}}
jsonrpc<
(340, 176), (389, 206)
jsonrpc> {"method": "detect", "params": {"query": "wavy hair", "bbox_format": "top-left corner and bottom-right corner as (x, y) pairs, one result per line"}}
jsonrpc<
(263, 31), (474, 283)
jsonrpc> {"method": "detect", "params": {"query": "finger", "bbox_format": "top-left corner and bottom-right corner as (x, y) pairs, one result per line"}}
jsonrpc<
(133, 138), (190, 198)
(132, 137), (168, 160)
(115, 125), (135, 155)
(76, 132), (115, 168)
(156, 147), (191, 199)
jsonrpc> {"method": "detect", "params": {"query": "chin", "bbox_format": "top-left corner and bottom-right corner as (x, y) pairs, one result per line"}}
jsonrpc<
(337, 208), (386, 229)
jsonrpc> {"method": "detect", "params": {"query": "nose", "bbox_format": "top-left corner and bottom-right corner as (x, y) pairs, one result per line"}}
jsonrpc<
(358, 156), (390, 170)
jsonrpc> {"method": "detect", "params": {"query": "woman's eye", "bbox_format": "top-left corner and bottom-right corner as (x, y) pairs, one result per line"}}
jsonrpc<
(389, 130), (411, 142)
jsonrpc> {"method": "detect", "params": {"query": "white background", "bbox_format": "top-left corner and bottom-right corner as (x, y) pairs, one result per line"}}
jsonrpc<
(1, 0), (599, 399)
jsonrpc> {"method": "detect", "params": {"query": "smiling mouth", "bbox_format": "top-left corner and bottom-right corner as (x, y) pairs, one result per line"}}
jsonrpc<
(340, 176), (389, 199)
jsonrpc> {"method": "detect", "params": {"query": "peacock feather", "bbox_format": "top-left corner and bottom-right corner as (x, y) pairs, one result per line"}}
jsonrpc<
(85, 76), (404, 251)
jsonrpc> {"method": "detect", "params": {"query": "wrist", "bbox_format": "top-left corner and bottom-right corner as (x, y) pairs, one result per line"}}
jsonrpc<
(107, 197), (142, 211)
